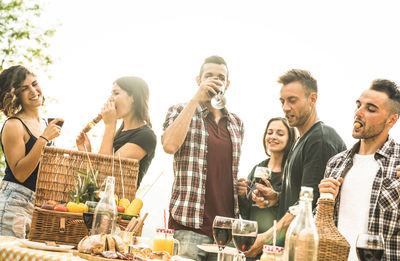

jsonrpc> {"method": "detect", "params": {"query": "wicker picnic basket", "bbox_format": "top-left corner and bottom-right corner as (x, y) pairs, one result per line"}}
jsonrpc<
(28, 147), (140, 246)
(315, 197), (350, 261)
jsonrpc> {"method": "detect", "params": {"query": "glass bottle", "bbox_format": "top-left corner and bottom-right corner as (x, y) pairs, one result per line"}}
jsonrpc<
(91, 176), (117, 235)
(314, 193), (350, 260)
(284, 186), (319, 261)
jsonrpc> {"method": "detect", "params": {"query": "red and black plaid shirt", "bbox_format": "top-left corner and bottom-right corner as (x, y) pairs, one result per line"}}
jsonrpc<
(163, 103), (244, 229)
(324, 136), (400, 261)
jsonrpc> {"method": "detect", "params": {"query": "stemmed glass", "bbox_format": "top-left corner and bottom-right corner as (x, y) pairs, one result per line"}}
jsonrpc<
(83, 201), (98, 235)
(232, 219), (258, 261)
(247, 167), (272, 206)
(212, 216), (234, 261)
(356, 233), (384, 261)
(210, 81), (227, 109)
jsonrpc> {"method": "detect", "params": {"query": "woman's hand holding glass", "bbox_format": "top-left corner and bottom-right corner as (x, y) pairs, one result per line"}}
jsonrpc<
(41, 118), (63, 142)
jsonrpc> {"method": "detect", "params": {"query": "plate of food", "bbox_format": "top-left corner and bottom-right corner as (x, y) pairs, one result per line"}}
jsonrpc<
(19, 239), (75, 252)
(197, 244), (237, 255)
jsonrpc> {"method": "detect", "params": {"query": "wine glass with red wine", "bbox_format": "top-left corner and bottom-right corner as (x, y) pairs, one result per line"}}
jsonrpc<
(232, 219), (258, 261)
(213, 216), (234, 261)
(356, 233), (384, 261)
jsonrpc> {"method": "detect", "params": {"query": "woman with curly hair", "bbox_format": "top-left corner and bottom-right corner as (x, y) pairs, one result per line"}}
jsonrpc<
(0, 65), (62, 238)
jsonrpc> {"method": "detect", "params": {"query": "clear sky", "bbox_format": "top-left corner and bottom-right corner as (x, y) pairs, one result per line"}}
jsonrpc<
(39, 0), (400, 238)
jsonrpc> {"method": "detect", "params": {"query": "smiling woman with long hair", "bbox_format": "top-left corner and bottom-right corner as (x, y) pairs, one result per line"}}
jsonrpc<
(0, 65), (62, 237)
(237, 117), (296, 235)
(76, 76), (156, 188)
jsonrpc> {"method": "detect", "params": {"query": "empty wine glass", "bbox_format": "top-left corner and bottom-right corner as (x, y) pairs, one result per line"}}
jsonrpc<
(210, 83), (227, 109)
(253, 167), (271, 185)
(247, 167), (272, 205)
(356, 233), (384, 261)
(213, 216), (234, 261)
(232, 219), (258, 261)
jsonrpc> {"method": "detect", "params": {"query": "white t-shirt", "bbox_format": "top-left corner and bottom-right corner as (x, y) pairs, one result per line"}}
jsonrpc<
(337, 154), (379, 261)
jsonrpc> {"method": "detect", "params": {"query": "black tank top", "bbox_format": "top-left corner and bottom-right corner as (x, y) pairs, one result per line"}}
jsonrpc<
(0, 117), (50, 191)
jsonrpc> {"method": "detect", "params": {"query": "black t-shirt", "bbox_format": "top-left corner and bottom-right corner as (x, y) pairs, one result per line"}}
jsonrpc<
(277, 121), (346, 219)
(113, 125), (156, 187)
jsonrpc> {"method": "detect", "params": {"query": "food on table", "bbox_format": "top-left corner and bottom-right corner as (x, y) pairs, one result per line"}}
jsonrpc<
(126, 198), (143, 216)
(41, 200), (58, 210)
(77, 233), (174, 260)
(78, 234), (125, 254)
(119, 198), (130, 208)
(53, 204), (68, 212)
(67, 202), (88, 213)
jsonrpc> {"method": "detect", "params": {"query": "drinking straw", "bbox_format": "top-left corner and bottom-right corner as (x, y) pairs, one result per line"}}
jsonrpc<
(273, 220), (277, 248)
(118, 153), (125, 199)
(83, 144), (97, 186)
(164, 209), (167, 239)
(111, 148), (115, 177)
(140, 171), (164, 199)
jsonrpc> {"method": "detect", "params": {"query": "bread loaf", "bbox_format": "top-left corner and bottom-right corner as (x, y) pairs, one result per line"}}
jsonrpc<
(78, 234), (124, 254)
(78, 234), (106, 254)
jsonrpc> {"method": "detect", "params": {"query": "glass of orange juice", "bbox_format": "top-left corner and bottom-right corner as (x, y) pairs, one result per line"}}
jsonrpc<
(153, 228), (179, 255)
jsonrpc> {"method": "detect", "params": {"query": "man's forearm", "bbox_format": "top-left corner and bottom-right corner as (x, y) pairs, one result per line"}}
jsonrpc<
(162, 99), (199, 154)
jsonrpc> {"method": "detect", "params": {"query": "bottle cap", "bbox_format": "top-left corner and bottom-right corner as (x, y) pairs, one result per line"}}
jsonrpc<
(263, 245), (284, 253)
(299, 186), (313, 201)
(156, 228), (174, 234)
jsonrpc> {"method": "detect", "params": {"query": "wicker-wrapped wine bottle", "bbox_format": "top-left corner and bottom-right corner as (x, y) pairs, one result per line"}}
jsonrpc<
(314, 193), (350, 261)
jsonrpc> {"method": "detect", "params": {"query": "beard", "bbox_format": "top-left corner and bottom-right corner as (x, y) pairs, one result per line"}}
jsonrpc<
(352, 119), (386, 140)
(289, 106), (312, 128)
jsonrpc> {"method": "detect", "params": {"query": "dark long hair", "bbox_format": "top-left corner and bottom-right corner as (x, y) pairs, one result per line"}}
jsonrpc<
(262, 117), (297, 170)
(114, 77), (151, 135)
(0, 65), (42, 117)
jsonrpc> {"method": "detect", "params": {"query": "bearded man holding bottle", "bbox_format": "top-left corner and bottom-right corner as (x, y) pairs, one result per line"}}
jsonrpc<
(319, 79), (400, 261)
